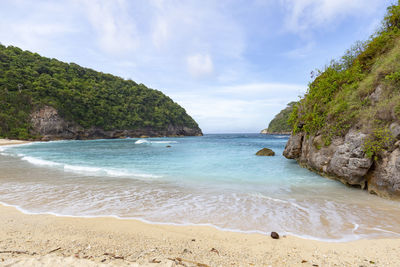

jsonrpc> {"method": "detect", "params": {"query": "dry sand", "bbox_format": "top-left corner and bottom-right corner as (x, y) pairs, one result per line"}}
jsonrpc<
(1, 139), (400, 266)
(0, 205), (400, 267)
(0, 139), (31, 146)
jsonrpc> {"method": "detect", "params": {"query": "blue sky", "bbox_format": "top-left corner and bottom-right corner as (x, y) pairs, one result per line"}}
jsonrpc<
(0, 0), (394, 133)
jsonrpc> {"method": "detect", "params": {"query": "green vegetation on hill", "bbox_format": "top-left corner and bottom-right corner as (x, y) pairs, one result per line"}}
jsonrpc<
(266, 102), (296, 133)
(289, 2), (400, 156)
(0, 45), (200, 139)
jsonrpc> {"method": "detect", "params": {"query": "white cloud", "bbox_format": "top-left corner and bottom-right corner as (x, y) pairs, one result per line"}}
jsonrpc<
(0, 23), (75, 51)
(186, 54), (214, 78)
(152, 17), (169, 49)
(81, 0), (139, 54)
(218, 82), (306, 95)
(280, 0), (383, 33)
(173, 92), (297, 133)
(171, 82), (306, 133)
(283, 41), (316, 59)
(0, 1), (81, 57)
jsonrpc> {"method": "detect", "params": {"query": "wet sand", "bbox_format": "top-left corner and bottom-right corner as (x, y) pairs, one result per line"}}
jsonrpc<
(1, 204), (400, 266)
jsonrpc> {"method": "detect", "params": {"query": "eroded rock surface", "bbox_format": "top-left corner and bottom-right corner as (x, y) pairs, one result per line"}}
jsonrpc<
(326, 130), (372, 188)
(283, 129), (400, 199)
(368, 143), (400, 199)
(283, 133), (303, 159)
(30, 106), (202, 140)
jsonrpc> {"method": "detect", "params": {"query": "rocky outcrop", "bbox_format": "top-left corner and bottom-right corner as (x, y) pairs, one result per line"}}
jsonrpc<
(368, 143), (400, 199)
(282, 133), (303, 159)
(30, 106), (202, 140)
(283, 128), (400, 199)
(256, 148), (275, 156)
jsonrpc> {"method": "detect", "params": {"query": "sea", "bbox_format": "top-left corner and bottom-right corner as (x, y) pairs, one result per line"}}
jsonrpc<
(1, 133), (400, 242)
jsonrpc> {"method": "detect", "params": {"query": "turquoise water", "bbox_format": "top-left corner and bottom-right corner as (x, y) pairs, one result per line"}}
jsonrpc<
(1, 134), (400, 241)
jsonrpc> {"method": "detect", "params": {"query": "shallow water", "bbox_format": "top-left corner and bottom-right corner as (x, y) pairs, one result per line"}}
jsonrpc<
(0, 134), (400, 241)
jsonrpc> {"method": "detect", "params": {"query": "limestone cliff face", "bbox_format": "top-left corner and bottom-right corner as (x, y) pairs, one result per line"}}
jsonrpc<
(30, 106), (202, 140)
(283, 125), (400, 199)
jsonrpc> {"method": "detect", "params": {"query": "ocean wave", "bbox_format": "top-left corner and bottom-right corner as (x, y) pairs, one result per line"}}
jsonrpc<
(64, 164), (161, 178)
(19, 155), (161, 178)
(22, 156), (62, 167)
(135, 139), (178, 144)
(135, 139), (148, 144)
(0, 142), (35, 151)
(274, 135), (289, 139)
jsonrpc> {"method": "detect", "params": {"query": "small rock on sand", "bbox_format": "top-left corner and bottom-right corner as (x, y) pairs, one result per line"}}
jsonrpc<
(271, 232), (279, 239)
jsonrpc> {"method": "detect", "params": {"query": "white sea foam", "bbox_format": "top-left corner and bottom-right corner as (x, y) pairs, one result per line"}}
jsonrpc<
(19, 155), (161, 179)
(135, 139), (149, 144)
(135, 139), (178, 144)
(21, 156), (61, 167)
(63, 164), (102, 173)
(250, 192), (289, 204)
(64, 165), (161, 178)
(275, 135), (289, 139)
(105, 169), (160, 178)
(63, 164), (161, 178)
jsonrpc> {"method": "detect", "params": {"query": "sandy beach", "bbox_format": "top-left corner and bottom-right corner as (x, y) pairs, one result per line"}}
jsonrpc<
(0, 204), (399, 266)
(0, 139), (31, 146)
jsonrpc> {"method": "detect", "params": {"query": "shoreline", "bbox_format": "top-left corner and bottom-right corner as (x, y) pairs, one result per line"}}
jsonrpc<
(0, 200), (362, 244)
(0, 138), (32, 146)
(1, 204), (400, 266)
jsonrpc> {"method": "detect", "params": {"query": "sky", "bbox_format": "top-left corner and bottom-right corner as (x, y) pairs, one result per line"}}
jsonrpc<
(0, 0), (395, 133)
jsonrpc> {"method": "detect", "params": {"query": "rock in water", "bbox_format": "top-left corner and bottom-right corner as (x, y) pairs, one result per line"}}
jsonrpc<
(256, 148), (275, 156)
(271, 232), (280, 239)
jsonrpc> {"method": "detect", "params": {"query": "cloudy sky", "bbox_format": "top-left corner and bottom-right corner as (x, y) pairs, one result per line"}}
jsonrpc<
(0, 0), (394, 133)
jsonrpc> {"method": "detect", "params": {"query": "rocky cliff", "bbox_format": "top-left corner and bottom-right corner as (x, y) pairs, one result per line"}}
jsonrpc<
(282, 3), (400, 199)
(283, 123), (400, 199)
(31, 106), (202, 140)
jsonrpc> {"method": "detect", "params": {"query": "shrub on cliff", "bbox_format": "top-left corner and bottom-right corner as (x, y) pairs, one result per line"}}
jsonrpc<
(0, 45), (200, 139)
(289, 1), (400, 149)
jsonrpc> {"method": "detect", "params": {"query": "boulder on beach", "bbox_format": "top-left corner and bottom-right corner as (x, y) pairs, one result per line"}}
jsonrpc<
(256, 148), (275, 156)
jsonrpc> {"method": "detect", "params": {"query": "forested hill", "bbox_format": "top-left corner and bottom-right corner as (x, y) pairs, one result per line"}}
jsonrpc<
(0, 44), (202, 140)
(261, 102), (296, 134)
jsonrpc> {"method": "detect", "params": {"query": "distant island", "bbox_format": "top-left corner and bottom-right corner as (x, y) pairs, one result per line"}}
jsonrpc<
(260, 102), (296, 134)
(284, 3), (400, 199)
(0, 45), (202, 140)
